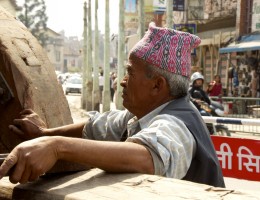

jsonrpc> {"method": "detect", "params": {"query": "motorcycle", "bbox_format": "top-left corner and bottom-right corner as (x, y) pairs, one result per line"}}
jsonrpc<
(192, 91), (231, 136)
(200, 100), (231, 136)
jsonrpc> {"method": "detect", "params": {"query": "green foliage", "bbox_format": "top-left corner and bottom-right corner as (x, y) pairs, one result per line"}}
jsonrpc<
(18, 0), (48, 47)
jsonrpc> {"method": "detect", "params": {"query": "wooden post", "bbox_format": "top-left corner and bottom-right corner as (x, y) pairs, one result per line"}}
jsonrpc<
(209, 45), (214, 80)
(166, 0), (173, 28)
(86, 0), (93, 111)
(215, 31), (222, 75)
(202, 47), (206, 75)
(92, 0), (100, 111)
(81, 2), (87, 109)
(226, 53), (231, 96)
(138, 0), (145, 39)
(102, 0), (111, 112)
(116, 0), (125, 110)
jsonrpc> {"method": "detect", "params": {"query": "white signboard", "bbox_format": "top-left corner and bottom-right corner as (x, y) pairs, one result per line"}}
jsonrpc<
(252, 0), (260, 32)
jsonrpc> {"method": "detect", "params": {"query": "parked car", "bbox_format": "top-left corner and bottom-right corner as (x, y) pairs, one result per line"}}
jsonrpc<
(63, 76), (82, 95)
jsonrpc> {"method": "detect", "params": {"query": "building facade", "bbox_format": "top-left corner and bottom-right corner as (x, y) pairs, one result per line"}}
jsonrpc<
(44, 28), (64, 73)
(219, 0), (260, 98)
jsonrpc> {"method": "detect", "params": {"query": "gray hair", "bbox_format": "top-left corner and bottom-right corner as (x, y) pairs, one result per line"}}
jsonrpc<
(146, 64), (189, 98)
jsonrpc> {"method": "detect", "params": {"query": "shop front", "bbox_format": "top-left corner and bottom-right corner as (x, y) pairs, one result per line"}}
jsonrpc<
(219, 32), (260, 114)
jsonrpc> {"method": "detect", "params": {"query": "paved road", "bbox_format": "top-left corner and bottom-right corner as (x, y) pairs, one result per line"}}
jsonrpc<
(65, 94), (260, 192)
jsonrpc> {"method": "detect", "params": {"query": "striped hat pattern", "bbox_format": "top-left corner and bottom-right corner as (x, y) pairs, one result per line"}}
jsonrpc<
(130, 22), (201, 77)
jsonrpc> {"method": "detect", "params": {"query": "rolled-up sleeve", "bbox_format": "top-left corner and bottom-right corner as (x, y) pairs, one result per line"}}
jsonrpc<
(126, 115), (195, 179)
(82, 110), (133, 141)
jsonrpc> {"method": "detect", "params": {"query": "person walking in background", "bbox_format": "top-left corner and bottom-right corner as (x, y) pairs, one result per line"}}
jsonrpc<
(112, 75), (117, 104)
(99, 71), (104, 103)
(110, 72), (117, 101)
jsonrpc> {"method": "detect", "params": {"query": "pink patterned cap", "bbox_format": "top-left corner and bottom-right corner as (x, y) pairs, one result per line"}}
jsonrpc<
(129, 22), (201, 77)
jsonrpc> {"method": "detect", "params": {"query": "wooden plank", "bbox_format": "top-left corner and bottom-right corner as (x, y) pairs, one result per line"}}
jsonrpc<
(1, 169), (260, 200)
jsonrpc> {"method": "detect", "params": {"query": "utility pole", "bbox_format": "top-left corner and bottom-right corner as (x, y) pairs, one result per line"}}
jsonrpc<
(102, 0), (110, 112)
(81, 1), (87, 109)
(92, 0), (100, 111)
(138, 0), (145, 40)
(166, 0), (173, 28)
(86, 0), (93, 111)
(184, 0), (188, 23)
(116, 0), (125, 110)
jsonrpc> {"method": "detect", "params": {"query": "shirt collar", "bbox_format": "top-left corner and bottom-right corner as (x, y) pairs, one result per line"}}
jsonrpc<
(127, 100), (174, 132)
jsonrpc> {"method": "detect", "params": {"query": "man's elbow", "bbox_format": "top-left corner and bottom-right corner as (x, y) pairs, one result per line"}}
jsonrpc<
(137, 154), (155, 175)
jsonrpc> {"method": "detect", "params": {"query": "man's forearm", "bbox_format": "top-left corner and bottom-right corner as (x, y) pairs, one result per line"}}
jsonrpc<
(44, 121), (86, 138)
(56, 137), (155, 174)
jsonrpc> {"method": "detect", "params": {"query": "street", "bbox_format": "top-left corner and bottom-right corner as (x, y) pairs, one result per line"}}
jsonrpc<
(65, 94), (260, 192)
(66, 93), (86, 123)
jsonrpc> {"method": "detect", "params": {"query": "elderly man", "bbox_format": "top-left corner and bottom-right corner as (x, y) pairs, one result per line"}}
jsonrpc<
(0, 23), (225, 187)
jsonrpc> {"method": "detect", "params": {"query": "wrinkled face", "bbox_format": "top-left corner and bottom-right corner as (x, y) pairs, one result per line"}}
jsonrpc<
(120, 57), (155, 117)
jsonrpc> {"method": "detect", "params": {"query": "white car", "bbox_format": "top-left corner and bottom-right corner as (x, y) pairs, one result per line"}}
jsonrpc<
(63, 76), (82, 95)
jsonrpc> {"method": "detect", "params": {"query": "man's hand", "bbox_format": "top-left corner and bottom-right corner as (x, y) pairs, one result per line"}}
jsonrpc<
(0, 137), (58, 184)
(9, 109), (47, 140)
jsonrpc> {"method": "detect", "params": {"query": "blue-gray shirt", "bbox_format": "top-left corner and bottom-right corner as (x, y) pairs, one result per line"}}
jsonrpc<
(82, 100), (195, 179)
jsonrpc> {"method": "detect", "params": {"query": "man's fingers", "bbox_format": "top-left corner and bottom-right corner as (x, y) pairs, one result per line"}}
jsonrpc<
(9, 163), (24, 184)
(13, 119), (25, 126)
(8, 152), (27, 184)
(0, 153), (18, 179)
(28, 173), (40, 182)
(19, 164), (32, 184)
(20, 109), (34, 115)
(9, 125), (24, 135)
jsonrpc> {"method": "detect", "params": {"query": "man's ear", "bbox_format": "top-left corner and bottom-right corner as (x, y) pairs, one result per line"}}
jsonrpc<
(151, 76), (168, 95)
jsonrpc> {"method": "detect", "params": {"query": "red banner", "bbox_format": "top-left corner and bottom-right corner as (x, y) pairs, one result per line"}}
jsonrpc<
(211, 136), (260, 181)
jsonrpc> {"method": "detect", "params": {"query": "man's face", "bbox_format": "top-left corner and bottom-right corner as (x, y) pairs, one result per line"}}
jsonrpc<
(120, 58), (155, 118)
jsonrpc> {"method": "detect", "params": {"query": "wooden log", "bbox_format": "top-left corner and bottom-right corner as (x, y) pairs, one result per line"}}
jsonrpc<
(0, 6), (73, 152)
(0, 6), (87, 173)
